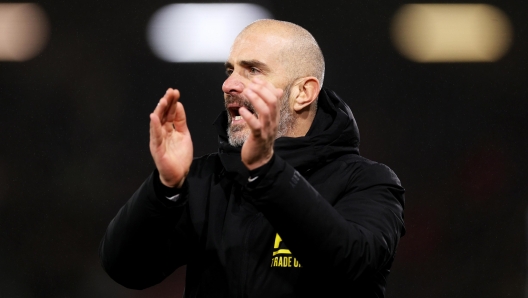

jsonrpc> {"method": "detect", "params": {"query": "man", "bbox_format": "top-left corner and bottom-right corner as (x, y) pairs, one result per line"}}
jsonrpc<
(100, 19), (405, 297)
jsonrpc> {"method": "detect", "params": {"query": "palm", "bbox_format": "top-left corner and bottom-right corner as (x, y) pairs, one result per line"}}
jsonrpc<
(149, 89), (193, 187)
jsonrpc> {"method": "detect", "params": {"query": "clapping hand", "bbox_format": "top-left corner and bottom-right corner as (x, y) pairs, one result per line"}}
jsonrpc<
(149, 88), (193, 188)
(239, 78), (283, 171)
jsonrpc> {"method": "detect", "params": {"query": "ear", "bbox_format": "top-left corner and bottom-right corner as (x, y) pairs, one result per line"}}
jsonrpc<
(292, 77), (320, 112)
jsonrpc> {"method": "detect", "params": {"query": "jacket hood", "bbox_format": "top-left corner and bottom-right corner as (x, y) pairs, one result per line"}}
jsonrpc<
(214, 88), (360, 179)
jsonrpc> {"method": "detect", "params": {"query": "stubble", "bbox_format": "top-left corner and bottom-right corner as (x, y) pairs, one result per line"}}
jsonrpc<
(226, 83), (294, 147)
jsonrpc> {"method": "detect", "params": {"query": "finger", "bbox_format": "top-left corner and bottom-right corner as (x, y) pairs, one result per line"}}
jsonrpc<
(161, 88), (176, 123)
(149, 113), (163, 147)
(173, 101), (190, 134)
(239, 107), (262, 136)
(164, 89), (181, 123)
(152, 89), (172, 123)
(244, 88), (270, 122)
(246, 80), (281, 124)
(153, 97), (167, 120)
(252, 78), (283, 102)
(247, 79), (278, 107)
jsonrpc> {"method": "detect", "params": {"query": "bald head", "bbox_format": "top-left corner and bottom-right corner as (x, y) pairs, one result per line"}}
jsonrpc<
(236, 19), (325, 88)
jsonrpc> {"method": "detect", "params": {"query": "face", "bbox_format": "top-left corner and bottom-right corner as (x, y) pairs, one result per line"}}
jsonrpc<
(222, 31), (296, 147)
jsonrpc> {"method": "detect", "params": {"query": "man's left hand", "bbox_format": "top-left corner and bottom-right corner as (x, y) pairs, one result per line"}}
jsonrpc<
(239, 78), (284, 171)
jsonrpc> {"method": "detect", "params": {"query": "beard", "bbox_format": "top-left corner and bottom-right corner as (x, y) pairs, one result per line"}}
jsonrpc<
(226, 83), (295, 147)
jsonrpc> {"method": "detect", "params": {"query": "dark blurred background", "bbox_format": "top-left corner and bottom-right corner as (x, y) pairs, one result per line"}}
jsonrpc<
(0, 0), (526, 297)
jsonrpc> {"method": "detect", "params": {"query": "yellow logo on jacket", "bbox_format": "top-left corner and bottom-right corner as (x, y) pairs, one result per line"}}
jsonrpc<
(271, 233), (302, 268)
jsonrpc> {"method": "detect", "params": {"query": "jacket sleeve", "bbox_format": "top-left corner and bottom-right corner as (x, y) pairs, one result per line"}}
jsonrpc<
(99, 171), (191, 289)
(245, 155), (405, 281)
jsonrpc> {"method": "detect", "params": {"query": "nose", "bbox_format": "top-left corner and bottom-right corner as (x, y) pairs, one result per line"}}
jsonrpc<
(222, 71), (245, 95)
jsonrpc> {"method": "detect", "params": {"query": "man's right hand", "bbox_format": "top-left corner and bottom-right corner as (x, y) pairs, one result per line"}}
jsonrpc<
(149, 88), (193, 188)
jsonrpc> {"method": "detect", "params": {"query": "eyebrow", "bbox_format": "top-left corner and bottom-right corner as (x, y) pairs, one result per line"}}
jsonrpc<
(224, 60), (270, 73)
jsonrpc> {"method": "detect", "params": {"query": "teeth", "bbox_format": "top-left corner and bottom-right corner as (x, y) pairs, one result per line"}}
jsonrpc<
(234, 116), (242, 120)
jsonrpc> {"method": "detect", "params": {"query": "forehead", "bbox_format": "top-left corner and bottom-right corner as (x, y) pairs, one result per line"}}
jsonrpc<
(228, 32), (288, 69)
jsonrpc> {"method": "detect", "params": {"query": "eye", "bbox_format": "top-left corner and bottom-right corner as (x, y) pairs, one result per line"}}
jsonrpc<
(225, 68), (233, 76)
(249, 67), (261, 74)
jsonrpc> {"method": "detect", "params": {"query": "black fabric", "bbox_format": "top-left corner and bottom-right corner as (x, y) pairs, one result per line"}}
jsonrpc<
(152, 169), (189, 206)
(100, 88), (405, 297)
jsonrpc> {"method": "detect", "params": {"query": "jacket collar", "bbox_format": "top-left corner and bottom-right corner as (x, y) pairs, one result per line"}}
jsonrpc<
(214, 88), (360, 181)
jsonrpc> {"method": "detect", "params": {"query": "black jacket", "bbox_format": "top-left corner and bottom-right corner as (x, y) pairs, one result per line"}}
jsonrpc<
(100, 88), (406, 298)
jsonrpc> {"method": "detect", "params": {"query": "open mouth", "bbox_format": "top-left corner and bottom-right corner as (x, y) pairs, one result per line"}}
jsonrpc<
(228, 104), (256, 122)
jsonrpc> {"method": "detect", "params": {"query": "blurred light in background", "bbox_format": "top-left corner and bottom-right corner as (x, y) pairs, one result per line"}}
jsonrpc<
(147, 3), (272, 62)
(391, 4), (512, 62)
(0, 3), (50, 61)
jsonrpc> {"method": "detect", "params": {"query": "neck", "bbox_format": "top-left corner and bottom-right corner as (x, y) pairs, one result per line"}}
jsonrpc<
(287, 108), (316, 138)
